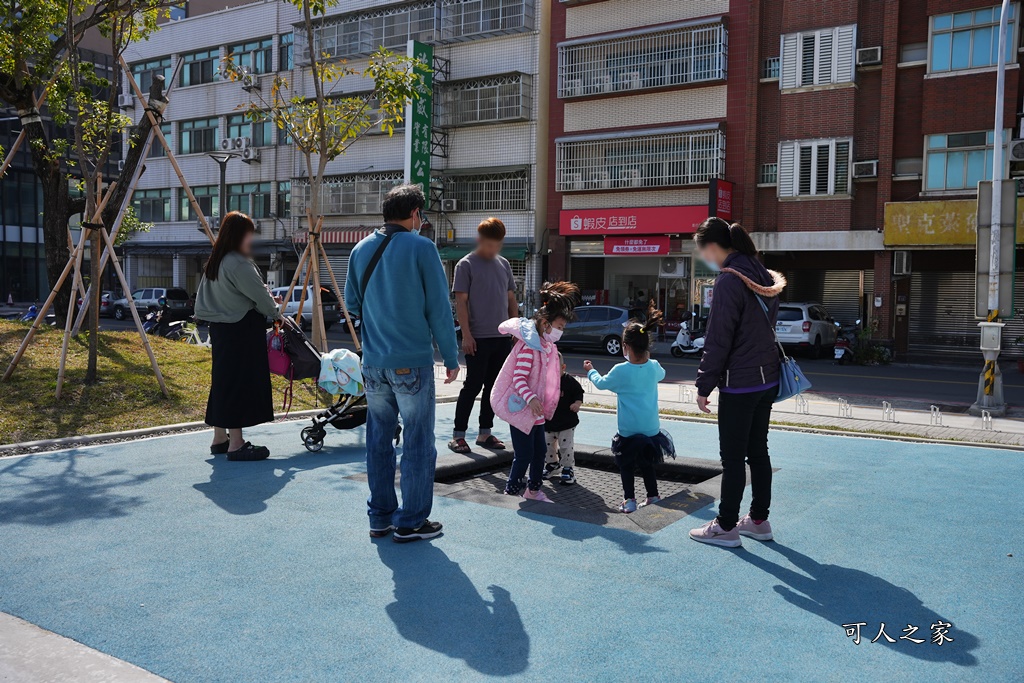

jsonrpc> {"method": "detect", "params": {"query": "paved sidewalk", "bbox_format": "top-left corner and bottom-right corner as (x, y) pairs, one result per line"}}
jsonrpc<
(0, 403), (1019, 682)
(431, 365), (1024, 448)
(0, 611), (168, 682)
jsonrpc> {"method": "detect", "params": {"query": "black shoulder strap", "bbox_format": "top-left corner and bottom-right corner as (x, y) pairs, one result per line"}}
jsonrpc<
(360, 230), (398, 294)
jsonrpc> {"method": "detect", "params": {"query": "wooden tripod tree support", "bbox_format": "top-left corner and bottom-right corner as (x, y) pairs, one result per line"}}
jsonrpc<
(278, 213), (361, 353)
(2, 181), (170, 398)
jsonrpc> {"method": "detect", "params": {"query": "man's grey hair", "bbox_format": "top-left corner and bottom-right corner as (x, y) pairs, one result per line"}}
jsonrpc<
(382, 183), (426, 222)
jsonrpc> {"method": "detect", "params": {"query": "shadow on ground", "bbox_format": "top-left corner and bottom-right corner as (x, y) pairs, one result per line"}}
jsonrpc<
(193, 448), (364, 515)
(0, 452), (162, 525)
(376, 541), (530, 676)
(737, 543), (979, 666)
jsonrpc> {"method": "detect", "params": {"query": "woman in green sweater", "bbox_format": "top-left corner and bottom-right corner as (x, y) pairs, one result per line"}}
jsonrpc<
(195, 212), (281, 461)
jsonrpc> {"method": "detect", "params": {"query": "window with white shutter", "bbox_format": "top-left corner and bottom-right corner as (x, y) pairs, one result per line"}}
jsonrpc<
(780, 25), (857, 89)
(777, 138), (853, 197)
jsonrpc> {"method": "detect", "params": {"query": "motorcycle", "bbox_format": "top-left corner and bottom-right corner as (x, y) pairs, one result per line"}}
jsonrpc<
(670, 320), (706, 357)
(18, 305), (38, 322)
(833, 319), (861, 364)
(142, 298), (187, 340)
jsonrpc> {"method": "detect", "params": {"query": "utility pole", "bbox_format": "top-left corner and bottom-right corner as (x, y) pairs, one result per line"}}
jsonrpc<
(971, 0), (1013, 417)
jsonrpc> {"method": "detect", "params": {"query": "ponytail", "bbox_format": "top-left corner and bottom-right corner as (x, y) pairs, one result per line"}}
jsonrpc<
(622, 300), (664, 357)
(694, 217), (758, 257)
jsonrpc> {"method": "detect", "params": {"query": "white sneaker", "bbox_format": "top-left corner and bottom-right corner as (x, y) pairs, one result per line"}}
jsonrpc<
(689, 519), (741, 548)
(735, 514), (774, 541)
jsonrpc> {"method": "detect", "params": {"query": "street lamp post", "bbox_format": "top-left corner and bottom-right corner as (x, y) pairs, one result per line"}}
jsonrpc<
(970, 0), (1013, 417)
(206, 152), (238, 227)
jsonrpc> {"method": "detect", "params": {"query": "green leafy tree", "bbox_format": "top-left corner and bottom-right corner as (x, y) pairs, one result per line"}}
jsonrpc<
(0, 0), (173, 329)
(223, 0), (427, 350)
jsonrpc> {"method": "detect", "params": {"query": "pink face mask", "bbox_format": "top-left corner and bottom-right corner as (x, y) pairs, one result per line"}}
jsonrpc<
(543, 327), (563, 343)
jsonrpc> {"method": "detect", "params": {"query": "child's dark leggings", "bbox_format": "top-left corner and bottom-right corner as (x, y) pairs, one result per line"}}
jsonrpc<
(614, 437), (660, 500)
(506, 424), (546, 493)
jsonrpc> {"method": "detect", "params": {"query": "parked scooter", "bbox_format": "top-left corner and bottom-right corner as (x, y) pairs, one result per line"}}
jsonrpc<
(833, 319), (861, 364)
(670, 319), (706, 357)
(142, 298), (187, 340)
(18, 305), (38, 322)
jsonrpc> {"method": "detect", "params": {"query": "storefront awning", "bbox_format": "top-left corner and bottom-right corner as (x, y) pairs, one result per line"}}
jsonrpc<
(293, 227), (376, 245)
(437, 245), (528, 261)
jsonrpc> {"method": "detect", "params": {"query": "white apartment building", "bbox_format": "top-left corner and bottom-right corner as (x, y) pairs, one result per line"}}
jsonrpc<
(121, 0), (550, 301)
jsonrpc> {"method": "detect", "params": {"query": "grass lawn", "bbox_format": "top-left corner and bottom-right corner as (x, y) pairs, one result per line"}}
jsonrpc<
(0, 320), (327, 445)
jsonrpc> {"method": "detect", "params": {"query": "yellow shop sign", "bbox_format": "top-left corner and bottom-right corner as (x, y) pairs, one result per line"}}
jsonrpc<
(883, 198), (1024, 246)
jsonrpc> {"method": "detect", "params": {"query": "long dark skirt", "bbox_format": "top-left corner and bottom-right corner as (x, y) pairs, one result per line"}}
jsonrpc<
(205, 308), (274, 429)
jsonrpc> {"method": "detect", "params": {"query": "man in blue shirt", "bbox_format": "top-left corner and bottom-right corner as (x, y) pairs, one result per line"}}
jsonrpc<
(345, 184), (459, 543)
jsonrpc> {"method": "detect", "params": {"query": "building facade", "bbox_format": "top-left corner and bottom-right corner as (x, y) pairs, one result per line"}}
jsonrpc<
(546, 0), (750, 322)
(121, 0), (551, 302)
(748, 0), (1024, 359)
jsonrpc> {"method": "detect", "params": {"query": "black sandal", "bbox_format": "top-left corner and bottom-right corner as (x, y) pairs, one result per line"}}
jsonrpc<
(447, 438), (472, 454)
(210, 440), (230, 455)
(476, 435), (506, 450)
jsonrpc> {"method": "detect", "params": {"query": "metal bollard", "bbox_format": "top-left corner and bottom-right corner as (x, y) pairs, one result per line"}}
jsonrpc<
(981, 410), (993, 431)
(929, 405), (943, 426)
(838, 398), (853, 418)
(881, 401), (896, 422)
(794, 394), (809, 414)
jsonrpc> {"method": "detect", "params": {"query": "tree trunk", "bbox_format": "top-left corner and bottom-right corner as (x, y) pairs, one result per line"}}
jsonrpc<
(24, 114), (73, 324)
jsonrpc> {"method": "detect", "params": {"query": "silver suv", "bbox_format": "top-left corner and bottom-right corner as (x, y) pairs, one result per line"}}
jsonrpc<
(775, 302), (837, 359)
(112, 287), (192, 320)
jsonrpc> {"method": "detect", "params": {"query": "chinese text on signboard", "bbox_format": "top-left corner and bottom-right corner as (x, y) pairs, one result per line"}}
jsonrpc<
(404, 41), (433, 194)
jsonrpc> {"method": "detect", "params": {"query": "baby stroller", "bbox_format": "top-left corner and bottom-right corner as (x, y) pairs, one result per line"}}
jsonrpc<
(276, 305), (399, 453)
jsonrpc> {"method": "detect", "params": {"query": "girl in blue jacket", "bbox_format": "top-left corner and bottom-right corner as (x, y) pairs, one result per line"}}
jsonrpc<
(585, 303), (668, 513)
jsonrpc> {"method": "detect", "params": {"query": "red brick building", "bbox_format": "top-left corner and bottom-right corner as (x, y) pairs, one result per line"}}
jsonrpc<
(546, 0), (750, 327)
(548, 0), (1024, 359)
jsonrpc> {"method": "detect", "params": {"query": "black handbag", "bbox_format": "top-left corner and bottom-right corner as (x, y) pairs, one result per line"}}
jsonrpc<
(280, 317), (322, 381)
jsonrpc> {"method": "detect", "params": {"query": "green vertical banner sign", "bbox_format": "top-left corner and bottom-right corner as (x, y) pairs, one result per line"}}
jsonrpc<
(404, 40), (433, 195)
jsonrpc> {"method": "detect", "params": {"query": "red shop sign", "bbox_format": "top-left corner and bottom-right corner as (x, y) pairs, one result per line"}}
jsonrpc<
(559, 205), (707, 236)
(709, 179), (733, 221)
(604, 236), (671, 255)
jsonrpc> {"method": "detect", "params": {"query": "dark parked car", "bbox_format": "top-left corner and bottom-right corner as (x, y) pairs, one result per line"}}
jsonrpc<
(112, 287), (192, 320)
(558, 305), (646, 356)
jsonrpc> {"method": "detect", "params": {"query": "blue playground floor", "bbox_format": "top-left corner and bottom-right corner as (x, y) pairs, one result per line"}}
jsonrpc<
(0, 403), (1019, 682)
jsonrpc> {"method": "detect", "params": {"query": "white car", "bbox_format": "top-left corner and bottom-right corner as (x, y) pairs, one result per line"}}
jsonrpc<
(774, 302), (837, 359)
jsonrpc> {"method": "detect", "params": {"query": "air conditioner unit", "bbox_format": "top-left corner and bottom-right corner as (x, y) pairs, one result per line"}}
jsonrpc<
(1010, 140), (1024, 162)
(563, 172), (584, 191)
(660, 257), (688, 278)
(563, 78), (583, 98)
(219, 138), (233, 151)
(240, 146), (261, 163)
(441, 198), (459, 212)
(117, 159), (125, 171)
(619, 71), (641, 90)
(893, 250), (911, 276)
(621, 168), (643, 188)
(852, 160), (879, 179)
(593, 74), (613, 93)
(117, 93), (134, 109)
(233, 136), (251, 150)
(241, 71), (260, 92)
(856, 47), (883, 66)
(591, 170), (611, 189)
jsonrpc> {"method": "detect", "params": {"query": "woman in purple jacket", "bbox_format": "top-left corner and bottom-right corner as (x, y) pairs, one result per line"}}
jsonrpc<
(688, 218), (787, 548)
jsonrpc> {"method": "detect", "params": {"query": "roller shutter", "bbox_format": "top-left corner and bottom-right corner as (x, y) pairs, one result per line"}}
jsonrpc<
(300, 249), (351, 291)
(908, 272), (977, 355)
(569, 257), (605, 291)
(780, 269), (869, 326)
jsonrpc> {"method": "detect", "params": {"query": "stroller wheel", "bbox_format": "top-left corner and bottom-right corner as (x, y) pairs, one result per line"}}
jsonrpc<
(301, 426), (325, 452)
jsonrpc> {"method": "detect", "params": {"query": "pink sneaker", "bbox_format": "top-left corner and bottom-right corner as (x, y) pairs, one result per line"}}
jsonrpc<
(689, 519), (741, 548)
(523, 488), (553, 503)
(736, 514), (774, 541)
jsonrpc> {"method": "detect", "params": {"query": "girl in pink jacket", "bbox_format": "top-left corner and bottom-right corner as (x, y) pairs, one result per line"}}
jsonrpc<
(490, 282), (580, 501)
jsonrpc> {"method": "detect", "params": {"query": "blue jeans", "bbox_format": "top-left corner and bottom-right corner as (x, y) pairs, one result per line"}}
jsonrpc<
(506, 424), (546, 494)
(363, 366), (437, 530)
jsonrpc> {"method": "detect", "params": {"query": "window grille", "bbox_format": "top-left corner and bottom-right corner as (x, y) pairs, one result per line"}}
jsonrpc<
(556, 129), (724, 192)
(293, 172), (404, 216)
(441, 74), (532, 126)
(557, 22), (726, 98)
(762, 57), (780, 79)
(448, 170), (529, 211)
(301, 1), (437, 63)
(441, 0), (534, 40)
(759, 163), (778, 185)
